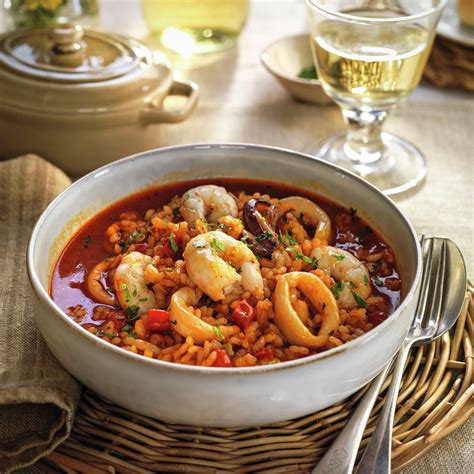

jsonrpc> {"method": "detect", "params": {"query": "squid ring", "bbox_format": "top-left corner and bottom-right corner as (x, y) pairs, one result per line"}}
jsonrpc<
(274, 272), (339, 349)
(169, 287), (216, 343)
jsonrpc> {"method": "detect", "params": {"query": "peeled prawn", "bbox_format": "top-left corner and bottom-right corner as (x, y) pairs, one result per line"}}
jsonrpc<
(114, 251), (157, 312)
(274, 272), (339, 349)
(280, 196), (331, 242)
(87, 259), (116, 306)
(183, 230), (264, 301)
(311, 246), (371, 308)
(169, 287), (217, 343)
(181, 185), (238, 225)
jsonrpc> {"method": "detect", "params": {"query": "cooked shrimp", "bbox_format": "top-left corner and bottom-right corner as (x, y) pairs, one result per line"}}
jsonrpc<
(274, 272), (339, 349)
(181, 185), (238, 225)
(183, 230), (264, 301)
(87, 259), (116, 306)
(280, 196), (331, 242)
(114, 251), (157, 312)
(311, 246), (371, 308)
(169, 287), (216, 343)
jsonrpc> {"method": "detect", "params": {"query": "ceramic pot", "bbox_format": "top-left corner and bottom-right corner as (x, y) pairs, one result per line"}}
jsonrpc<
(0, 23), (198, 175)
(27, 143), (422, 427)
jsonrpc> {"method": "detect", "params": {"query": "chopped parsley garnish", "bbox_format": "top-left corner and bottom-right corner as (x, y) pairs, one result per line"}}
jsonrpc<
(374, 277), (383, 286)
(121, 283), (132, 302)
(332, 281), (345, 300)
(278, 230), (297, 246)
(128, 331), (137, 338)
(165, 268), (173, 273)
(83, 235), (93, 249)
(298, 65), (318, 80)
(138, 297), (148, 302)
(169, 234), (179, 253)
(255, 231), (275, 242)
(122, 324), (132, 332)
(351, 291), (367, 308)
(132, 287), (138, 297)
(130, 231), (144, 240)
(211, 237), (225, 252)
(348, 281), (357, 289)
(97, 331), (116, 338)
(311, 256), (319, 269)
(334, 255), (345, 261)
(363, 274), (369, 284)
(212, 326), (224, 340)
(125, 305), (140, 322)
(286, 247), (313, 265)
(172, 207), (180, 218)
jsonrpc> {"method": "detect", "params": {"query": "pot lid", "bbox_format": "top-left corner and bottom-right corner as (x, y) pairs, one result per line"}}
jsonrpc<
(1, 23), (149, 82)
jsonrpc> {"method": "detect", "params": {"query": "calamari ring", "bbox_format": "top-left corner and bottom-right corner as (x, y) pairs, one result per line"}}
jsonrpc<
(274, 272), (339, 348)
(169, 287), (216, 343)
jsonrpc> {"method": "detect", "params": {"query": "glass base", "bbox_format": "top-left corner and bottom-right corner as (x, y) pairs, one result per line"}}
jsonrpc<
(310, 132), (427, 196)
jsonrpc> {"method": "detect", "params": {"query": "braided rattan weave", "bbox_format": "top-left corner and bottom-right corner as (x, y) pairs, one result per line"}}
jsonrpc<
(40, 286), (473, 473)
(424, 37), (474, 91)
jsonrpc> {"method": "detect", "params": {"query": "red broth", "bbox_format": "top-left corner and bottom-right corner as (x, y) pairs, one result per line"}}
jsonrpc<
(51, 179), (401, 365)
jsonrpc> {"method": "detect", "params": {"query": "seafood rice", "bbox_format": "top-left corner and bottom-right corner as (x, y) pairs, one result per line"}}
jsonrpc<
(52, 180), (402, 368)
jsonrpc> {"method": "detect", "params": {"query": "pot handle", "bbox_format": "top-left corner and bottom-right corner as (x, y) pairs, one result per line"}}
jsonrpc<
(140, 80), (199, 124)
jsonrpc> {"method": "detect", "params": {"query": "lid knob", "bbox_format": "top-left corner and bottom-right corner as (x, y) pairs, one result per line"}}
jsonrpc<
(49, 23), (84, 68)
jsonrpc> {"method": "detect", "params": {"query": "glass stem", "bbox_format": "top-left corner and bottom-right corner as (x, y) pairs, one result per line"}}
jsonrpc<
(340, 106), (390, 165)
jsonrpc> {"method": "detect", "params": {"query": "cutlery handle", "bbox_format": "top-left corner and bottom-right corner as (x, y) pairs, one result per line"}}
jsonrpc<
(312, 362), (392, 474)
(356, 342), (413, 474)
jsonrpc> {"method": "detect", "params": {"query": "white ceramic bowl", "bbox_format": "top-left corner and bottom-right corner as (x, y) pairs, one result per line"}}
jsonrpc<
(261, 34), (332, 104)
(27, 144), (421, 427)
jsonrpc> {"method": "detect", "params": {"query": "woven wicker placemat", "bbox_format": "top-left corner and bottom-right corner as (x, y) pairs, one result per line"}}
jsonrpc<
(37, 285), (473, 473)
(424, 36), (474, 91)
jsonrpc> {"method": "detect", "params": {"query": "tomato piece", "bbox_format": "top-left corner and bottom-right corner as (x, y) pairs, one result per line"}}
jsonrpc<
(254, 347), (274, 361)
(214, 349), (233, 367)
(133, 243), (148, 253)
(231, 299), (255, 330)
(162, 234), (181, 259)
(110, 313), (126, 332)
(146, 309), (172, 332)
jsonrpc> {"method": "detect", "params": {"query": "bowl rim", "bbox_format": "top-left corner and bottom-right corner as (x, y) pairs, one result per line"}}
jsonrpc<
(260, 33), (322, 86)
(27, 142), (422, 376)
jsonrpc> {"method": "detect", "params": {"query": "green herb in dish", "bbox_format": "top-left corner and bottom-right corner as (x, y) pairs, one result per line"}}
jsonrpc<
(298, 65), (318, 80)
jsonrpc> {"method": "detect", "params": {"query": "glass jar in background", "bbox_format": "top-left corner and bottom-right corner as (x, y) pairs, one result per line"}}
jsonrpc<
(2, 0), (98, 31)
(141, 0), (249, 57)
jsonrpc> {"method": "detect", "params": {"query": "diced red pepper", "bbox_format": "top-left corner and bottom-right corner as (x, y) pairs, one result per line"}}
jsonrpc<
(109, 313), (126, 332)
(213, 349), (233, 367)
(231, 299), (255, 330)
(162, 235), (181, 259)
(133, 243), (148, 253)
(146, 309), (172, 332)
(254, 347), (274, 361)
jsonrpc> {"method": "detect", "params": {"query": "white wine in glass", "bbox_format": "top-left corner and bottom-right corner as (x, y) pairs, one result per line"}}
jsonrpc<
(306, 1), (447, 195)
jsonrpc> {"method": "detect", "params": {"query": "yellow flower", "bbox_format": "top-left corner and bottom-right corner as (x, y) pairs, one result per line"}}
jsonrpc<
(24, 0), (63, 11)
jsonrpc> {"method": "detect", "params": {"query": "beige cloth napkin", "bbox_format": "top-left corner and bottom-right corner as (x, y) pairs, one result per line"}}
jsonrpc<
(0, 155), (80, 473)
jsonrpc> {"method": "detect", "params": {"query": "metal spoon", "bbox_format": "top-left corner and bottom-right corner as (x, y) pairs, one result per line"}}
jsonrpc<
(313, 237), (467, 474)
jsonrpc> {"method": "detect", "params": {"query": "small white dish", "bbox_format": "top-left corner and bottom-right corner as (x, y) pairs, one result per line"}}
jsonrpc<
(438, 0), (474, 46)
(261, 34), (332, 105)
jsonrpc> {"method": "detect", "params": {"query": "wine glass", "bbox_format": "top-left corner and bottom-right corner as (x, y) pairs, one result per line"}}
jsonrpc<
(306, 0), (446, 195)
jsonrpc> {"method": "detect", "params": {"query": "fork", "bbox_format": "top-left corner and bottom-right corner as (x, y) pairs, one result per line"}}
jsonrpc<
(313, 236), (459, 474)
(356, 237), (459, 473)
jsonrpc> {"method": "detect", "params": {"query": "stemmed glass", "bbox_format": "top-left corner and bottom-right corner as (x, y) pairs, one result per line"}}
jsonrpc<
(306, 0), (446, 195)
